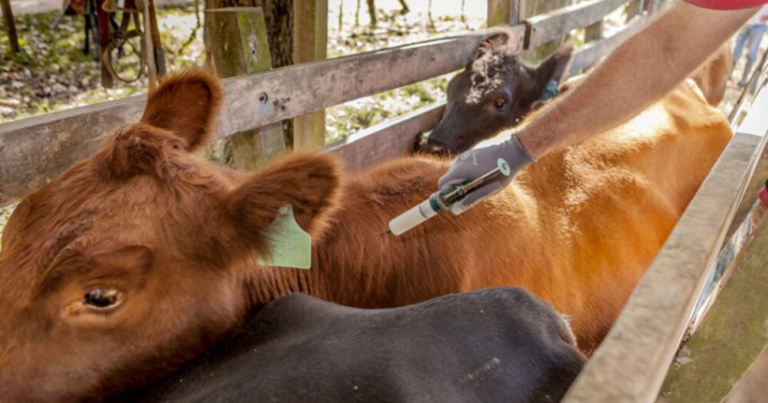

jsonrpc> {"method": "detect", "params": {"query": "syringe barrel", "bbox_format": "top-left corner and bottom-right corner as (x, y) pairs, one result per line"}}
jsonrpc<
(388, 196), (440, 236)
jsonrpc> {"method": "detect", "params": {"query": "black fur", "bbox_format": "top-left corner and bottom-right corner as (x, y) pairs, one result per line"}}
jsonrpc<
(126, 288), (585, 403)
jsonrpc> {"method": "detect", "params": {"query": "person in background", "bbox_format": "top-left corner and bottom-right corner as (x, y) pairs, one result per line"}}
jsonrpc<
(438, 1), (764, 215)
(732, 5), (768, 86)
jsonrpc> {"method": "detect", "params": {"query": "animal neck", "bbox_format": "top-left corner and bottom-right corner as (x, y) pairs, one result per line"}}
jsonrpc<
(303, 160), (483, 308)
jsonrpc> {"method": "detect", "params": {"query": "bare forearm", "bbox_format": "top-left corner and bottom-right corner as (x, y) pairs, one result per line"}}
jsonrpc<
(518, 2), (757, 158)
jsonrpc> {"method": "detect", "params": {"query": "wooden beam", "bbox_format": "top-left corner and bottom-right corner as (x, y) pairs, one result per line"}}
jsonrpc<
(0, 33), (508, 207)
(526, 0), (632, 48)
(205, 7), (286, 170)
(293, 0), (328, 150)
(567, 16), (645, 76)
(487, 0), (526, 27)
(1, 0), (19, 53)
(205, 7), (274, 76)
(562, 127), (768, 403)
(323, 102), (446, 171)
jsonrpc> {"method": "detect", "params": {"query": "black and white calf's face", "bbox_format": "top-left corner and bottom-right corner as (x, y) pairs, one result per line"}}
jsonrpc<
(416, 29), (573, 156)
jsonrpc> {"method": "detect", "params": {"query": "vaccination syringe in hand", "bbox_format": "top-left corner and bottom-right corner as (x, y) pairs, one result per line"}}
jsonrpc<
(385, 158), (512, 236)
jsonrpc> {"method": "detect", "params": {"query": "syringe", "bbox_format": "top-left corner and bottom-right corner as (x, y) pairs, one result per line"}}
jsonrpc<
(385, 158), (511, 236)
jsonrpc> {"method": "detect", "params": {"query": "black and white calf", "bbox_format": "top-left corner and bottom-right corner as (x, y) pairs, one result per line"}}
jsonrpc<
(127, 288), (585, 403)
(415, 27), (573, 155)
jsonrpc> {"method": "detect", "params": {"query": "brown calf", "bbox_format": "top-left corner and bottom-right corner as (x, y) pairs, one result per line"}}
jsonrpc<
(0, 70), (731, 402)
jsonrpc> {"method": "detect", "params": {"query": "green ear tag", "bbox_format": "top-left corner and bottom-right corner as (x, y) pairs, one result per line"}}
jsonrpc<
(258, 205), (312, 270)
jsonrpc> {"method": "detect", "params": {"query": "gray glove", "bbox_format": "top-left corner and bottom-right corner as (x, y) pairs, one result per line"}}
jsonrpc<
(438, 135), (535, 215)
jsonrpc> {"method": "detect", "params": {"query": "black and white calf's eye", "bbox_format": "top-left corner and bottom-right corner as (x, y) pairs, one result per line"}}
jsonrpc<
(83, 289), (122, 309)
(493, 99), (507, 110)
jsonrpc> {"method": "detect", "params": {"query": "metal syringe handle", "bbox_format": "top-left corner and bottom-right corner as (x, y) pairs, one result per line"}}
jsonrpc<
(440, 168), (502, 206)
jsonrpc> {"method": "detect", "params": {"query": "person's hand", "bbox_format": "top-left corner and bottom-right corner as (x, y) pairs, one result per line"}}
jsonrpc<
(438, 135), (535, 215)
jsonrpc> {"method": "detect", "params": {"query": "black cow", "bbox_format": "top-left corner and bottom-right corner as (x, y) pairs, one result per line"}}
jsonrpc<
(126, 288), (585, 403)
(415, 28), (573, 155)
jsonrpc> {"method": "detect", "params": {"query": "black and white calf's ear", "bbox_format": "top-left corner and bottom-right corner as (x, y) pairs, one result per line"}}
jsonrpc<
(528, 41), (574, 98)
(474, 26), (523, 61)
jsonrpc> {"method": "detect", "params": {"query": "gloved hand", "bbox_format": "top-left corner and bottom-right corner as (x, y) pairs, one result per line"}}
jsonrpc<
(438, 135), (535, 215)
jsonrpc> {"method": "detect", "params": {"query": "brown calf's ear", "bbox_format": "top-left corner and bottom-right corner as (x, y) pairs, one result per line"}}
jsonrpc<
(225, 153), (342, 249)
(141, 69), (223, 153)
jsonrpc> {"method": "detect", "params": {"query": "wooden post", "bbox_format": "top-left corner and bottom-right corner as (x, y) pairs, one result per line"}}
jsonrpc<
(96, 0), (114, 88)
(147, 0), (166, 77)
(292, 0), (327, 150)
(1, 0), (20, 53)
(205, 7), (286, 170)
(487, 0), (525, 27)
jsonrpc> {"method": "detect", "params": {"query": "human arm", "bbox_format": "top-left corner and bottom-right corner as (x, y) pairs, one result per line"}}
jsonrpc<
(517, 1), (757, 157)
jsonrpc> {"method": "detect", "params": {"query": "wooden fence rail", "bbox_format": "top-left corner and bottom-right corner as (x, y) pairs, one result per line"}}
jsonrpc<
(0, 33), (511, 206)
(567, 14), (645, 76)
(526, 0), (633, 48)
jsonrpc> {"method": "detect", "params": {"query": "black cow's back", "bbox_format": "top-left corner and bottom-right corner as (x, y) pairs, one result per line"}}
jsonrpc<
(129, 288), (585, 403)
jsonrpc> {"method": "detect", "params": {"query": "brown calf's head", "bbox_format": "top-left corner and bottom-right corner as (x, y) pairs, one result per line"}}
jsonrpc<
(0, 70), (341, 403)
(416, 28), (573, 155)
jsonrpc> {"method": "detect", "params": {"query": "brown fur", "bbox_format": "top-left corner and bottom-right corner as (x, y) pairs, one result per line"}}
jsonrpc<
(0, 69), (732, 402)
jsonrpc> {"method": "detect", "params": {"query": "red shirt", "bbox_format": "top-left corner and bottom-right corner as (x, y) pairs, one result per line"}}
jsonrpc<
(687, 0), (768, 9)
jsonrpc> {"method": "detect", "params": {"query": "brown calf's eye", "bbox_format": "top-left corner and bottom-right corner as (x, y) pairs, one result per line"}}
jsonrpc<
(84, 289), (121, 309)
(494, 99), (507, 110)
